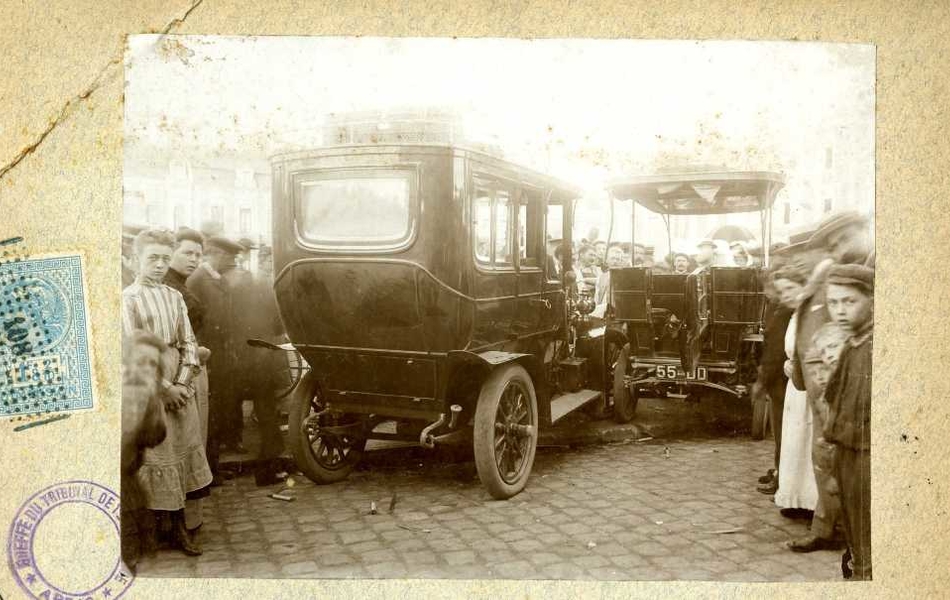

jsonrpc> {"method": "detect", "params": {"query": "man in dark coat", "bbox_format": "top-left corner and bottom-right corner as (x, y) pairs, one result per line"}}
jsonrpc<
(245, 245), (289, 485)
(822, 263), (873, 580)
(165, 227), (213, 510)
(187, 236), (255, 474)
(754, 244), (795, 492)
(754, 296), (793, 493)
(165, 228), (206, 336)
(787, 211), (872, 552)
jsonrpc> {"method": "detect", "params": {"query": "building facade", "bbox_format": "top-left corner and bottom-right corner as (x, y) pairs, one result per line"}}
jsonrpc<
(123, 156), (272, 245)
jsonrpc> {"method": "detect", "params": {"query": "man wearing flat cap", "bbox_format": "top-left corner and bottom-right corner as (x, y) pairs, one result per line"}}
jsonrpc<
(785, 211), (873, 554)
(822, 263), (874, 580)
(187, 235), (255, 478)
(236, 237), (258, 272)
(808, 211), (874, 267)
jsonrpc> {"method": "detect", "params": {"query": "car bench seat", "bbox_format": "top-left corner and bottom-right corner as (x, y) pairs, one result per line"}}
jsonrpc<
(609, 267), (654, 357)
(707, 267), (764, 362)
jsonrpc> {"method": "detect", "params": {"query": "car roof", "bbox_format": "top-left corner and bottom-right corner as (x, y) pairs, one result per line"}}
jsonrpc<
(271, 143), (583, 199)
(608, 170), (785, 215)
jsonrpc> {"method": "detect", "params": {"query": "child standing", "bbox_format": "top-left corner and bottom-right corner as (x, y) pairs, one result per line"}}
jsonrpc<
(822, 264), (874, 580)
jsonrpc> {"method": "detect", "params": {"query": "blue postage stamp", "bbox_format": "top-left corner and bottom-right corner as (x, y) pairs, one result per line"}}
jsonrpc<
(0, 254), (95, 417)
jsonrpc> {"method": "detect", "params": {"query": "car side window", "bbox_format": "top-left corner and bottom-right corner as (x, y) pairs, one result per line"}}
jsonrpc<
(474, 191), (492, 263)
(518, 188), (542, 269)
(494, 190), (511, 266)
(545, 201), (564, 281)
(473, 177), (516, 270)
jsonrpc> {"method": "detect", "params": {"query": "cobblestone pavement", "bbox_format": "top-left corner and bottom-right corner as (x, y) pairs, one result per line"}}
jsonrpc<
(136, 397), (842, 581)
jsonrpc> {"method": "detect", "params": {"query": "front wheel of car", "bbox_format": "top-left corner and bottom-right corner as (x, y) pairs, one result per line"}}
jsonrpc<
(751, 393), (770, 440)
(613, 344), (638, 423)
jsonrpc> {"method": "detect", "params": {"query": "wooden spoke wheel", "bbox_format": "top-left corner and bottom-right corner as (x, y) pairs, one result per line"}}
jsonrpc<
(612, 343), (639, 423)
(751, 392), (770, 440)
(288, 373), (366, 484)
(473, 364), (539, 500)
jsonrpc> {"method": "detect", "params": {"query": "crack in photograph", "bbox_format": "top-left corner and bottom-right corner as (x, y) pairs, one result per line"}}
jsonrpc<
(119, 36), (874, 581)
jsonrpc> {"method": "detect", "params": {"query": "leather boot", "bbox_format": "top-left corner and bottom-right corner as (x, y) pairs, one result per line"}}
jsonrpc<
(174, 512), (202, 556)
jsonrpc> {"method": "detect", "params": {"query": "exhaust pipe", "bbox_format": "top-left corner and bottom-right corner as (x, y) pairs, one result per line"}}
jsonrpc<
(419, 413), (447, 449)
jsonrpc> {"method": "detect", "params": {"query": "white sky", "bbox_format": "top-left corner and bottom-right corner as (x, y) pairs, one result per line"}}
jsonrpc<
(124, 36), (874, 243)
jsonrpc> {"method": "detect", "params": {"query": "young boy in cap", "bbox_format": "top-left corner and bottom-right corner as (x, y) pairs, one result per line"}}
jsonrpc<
(822, 263), (874, 580)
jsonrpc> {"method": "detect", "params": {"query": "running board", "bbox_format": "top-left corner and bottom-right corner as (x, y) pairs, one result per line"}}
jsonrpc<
(550, 389), (602, 425)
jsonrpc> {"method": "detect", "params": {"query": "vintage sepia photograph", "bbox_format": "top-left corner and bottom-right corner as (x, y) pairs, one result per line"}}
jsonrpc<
(120, 36), (874, 581)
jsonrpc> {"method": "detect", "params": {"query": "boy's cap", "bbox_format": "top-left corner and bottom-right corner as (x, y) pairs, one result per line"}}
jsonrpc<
(826, 263), (874, 293)
(697, 238), (716, 249)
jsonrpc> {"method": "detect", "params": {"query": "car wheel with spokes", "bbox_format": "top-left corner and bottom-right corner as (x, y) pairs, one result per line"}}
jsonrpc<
(613, 344), (639, 423)
(288, 372), (366, 484)
(473, 364), (539, 500)
(751, 392), (770, 440)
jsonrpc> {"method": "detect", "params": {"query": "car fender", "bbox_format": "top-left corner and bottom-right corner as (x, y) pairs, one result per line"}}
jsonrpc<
(444, 350), (536, 415)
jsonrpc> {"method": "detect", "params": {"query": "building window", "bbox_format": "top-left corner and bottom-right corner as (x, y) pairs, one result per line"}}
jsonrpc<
(146, 203), (163, 225)
(236, 169), (256, 189)
(173, 205), (186, 229)
(825, 147), (833, 169)
(209, 205), (223, 223)
(239, 208), (252, 233)
(824, 198), (833, 213)
(783, 202), (791, 225)
(169, 159), (190, 180)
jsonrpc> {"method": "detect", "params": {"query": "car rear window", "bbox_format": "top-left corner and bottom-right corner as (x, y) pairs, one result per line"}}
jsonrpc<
(295, 170), (415, 249)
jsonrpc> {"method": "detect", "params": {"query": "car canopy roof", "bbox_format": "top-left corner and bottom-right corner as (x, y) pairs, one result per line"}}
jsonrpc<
(608, 170), (785, 215)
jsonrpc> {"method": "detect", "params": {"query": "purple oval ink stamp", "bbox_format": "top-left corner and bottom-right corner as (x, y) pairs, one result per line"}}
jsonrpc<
(8, 480), (134, 600)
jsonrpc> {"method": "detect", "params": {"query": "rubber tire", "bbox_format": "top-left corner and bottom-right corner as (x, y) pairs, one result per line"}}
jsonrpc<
(288, 372), (366, 484)
(473, 364), (539, 500)
(613, 344), (639, 423)
(751, 393), (770, 441)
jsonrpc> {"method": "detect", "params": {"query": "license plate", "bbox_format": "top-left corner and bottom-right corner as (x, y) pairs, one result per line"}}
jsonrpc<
(656, 365), (707, 381)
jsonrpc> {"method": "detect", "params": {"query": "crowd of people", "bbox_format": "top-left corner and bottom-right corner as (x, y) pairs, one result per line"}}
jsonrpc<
(555, 211), (874, 581)
(120, 224), (288, 570)
(551, 232), (765, 300)
(118, 211), (873, 581)
(751, 211), (874, 580)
